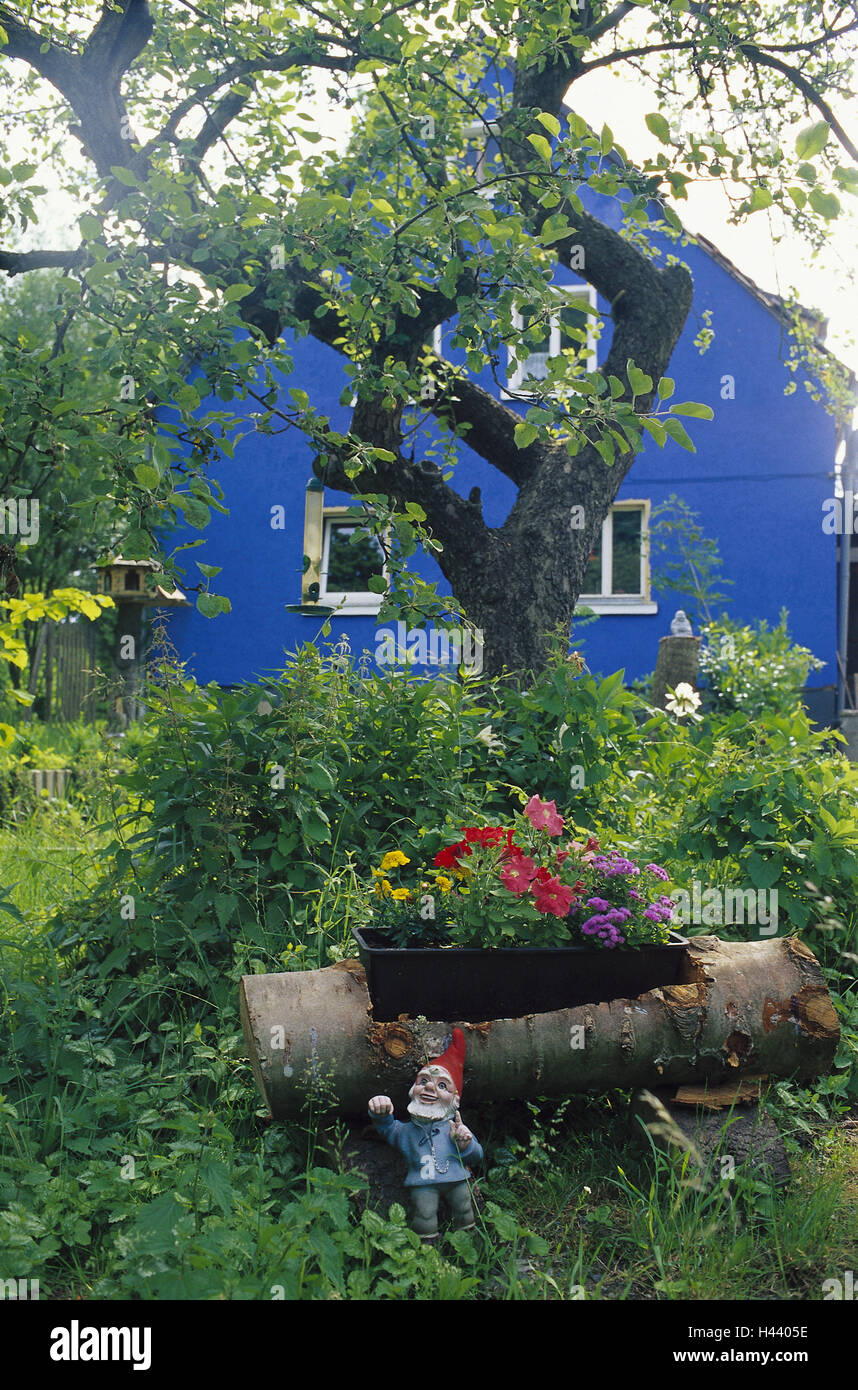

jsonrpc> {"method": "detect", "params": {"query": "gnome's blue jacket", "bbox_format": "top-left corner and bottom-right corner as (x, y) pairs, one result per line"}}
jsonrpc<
(369, 1113), (483, 1187)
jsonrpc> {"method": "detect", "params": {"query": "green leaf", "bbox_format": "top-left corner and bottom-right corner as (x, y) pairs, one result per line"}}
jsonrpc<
(367, 575), (387, 594)
(662, 417), (696, 452)
(536, 112), (561, 137)
(795, 121), (829, 160)
(134, 1192), (182, 1248)
(657, 376), (674, 400)
(175, 494), (210, 529)
(627, 362), (652, 397)
(645, 113), (671, 144)
(196, 562), (222, 578)
(808, 187), (841, 219)
(109, 166), (139, 186)
(526, 133), (553, 163)
(640, 416), (667, 446)
(748, 185), (773, 211)
(668, 401), (714, 419)
(197, 593), (231, 617)
(600, 124), (614, 154)
(78, 213), (102, 241)
(214, 893), (238, 928)
(787, 186), (807, 209)
(747, 853), (781, 890)
(593, 435), (615, 466)
(222, 282), (254, 302)
(200, 1161), (233, 1217)
(833, 166), (858, 195)
(514, 421), (539, 449)
(133, 464), (160, 490)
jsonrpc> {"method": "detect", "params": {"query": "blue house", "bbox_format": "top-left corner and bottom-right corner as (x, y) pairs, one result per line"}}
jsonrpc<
(159, 134), (852, 720)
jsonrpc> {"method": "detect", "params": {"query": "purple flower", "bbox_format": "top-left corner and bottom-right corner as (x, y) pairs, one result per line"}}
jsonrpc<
(645, 863), (669, 881)
(592, 853), (641, 878)
(643, 906), (662, 922)
(586, 897), (611, 911)
(581, 913), (610, 934)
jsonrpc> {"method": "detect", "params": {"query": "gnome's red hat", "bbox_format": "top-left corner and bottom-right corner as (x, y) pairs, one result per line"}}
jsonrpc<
(428, 1027), (466, 1097)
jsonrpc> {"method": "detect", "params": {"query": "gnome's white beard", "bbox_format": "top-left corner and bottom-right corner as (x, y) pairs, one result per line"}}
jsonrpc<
(407, 1096), (456, 1124)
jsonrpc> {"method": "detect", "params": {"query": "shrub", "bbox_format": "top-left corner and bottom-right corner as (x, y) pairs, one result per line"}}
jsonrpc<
(698, 611), (824, 719)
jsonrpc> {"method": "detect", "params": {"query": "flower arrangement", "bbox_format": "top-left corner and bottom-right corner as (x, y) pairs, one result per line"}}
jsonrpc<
(365, 795), (677, 952)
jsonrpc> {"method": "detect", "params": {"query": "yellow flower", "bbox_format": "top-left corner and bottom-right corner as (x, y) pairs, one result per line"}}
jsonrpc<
(389, 888), (412, 901)
(373, 877), (395, 897)
(380, 851), (410, 871)
(436, 874), (454, 894)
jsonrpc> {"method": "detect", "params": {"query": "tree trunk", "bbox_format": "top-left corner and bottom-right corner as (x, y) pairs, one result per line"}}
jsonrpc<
(239, 935), (839, 1120)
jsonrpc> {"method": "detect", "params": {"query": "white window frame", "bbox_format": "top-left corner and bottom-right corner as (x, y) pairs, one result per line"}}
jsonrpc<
(579, 500), (657, 615)
(504, 284), (599, 398)
(318, 508), (387, 615)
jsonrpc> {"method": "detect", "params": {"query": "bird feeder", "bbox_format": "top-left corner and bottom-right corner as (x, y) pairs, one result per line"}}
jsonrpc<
(96, 558), (190, 723)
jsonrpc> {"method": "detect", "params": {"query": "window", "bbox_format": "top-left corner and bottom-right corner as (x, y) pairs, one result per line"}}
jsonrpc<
(318, 510), (386, 613)
(505, 285), (599, 396)
(580, 501), (657, 614)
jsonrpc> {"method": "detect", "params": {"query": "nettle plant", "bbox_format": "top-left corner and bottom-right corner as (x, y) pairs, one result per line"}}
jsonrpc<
(370, 793), (676, 951)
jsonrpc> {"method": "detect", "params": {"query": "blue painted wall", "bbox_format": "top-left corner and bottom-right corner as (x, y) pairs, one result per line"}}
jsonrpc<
(162, 196), (838, 689)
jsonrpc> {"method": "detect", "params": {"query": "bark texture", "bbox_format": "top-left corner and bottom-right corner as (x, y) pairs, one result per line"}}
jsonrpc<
(239, 936), (839, 1120)
(651, 634), (702, 708)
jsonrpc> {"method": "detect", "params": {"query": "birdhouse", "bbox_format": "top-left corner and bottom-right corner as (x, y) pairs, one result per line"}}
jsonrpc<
(97, 558), (189, 606)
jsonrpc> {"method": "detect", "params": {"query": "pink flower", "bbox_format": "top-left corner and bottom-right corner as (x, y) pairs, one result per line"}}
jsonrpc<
(532, 875), (574, 916)
(524, 796), (565, 836)
(500, 854), (538, 895)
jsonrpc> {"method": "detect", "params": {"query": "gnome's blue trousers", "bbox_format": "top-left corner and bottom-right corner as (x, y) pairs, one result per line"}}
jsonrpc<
(410, 1181), (475, 1237)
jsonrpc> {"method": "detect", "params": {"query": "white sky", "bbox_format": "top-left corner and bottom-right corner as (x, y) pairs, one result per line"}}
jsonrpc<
(567, 62), (858, 377)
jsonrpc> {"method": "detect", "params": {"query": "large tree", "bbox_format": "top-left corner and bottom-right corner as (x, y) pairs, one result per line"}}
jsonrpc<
(0, 1), (856, 675)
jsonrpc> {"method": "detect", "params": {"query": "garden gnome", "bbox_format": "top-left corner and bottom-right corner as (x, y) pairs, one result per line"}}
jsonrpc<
(368, 1028), (483, 1240)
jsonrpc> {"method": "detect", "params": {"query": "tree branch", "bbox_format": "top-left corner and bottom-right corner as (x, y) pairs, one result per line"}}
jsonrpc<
(735, 42), (858, 163)
(430, 371), (541, 486)
(80, 0), (154, 86)
(582, 2), (637, 44)
(0, 247), (86, 277)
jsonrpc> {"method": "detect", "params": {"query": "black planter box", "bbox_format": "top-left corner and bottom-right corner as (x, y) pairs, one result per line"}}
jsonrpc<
(351, 926), (691, 1022)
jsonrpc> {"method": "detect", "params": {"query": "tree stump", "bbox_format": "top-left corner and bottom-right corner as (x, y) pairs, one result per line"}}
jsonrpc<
(651, 633), (702, 709)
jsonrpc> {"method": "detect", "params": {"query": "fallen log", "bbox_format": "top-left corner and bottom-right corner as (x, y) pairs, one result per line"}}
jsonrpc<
(239, 935), (840, 1120)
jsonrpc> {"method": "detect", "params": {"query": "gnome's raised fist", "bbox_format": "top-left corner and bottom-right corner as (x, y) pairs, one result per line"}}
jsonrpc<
(368, 1095), (394, 1116)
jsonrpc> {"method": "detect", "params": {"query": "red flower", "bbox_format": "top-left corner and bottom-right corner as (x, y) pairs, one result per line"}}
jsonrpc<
(523, 795), (565, 836)
(500, 854), (538, 895)
(433, 840), (472, 869)
(532, 875), (574, 917)
(463, 826), (506, 847)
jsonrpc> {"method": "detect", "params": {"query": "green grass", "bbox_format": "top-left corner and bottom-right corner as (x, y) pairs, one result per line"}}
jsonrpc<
(0, 804), (114, 925)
